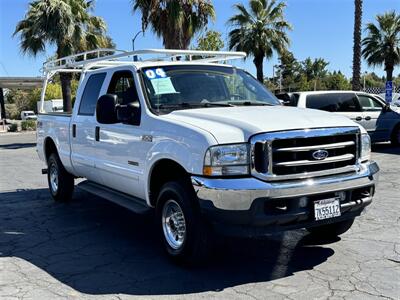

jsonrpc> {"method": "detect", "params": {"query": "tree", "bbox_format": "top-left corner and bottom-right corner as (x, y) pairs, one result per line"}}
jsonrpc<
(362, 11), (400, 83)
(278, 50), (301, 90)
(14, 0), (112, 112)
(227, 0), (292, 82)
(323, 71), (351, 90)
(352, 0), (363, 91)
(195, 30), (224, 51)
(133, 0), (215, 49)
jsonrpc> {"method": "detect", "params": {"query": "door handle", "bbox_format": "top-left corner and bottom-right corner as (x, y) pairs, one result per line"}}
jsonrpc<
(95, 126), (100, 141)
(365, 116), (371, 121)
(72, 124), (76, 138)
(355, 116), (362, 121)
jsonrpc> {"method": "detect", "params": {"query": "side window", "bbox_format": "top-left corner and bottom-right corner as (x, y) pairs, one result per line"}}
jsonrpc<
(78, 73), (106, 115)
(306, 93), (361, 112)
(107, 70), (139, 105)
(358, 95), (383, 111)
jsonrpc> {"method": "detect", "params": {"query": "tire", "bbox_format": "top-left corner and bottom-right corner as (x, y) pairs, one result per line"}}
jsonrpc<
(47, 153), (74, 202)
(307, 218), (355, 238)
(391, 125), (400, 146)
(156, 180), (209, 265)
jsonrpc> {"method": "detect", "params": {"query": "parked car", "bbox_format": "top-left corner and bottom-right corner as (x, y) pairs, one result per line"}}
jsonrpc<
(36, 50), (379, 263)
(286, 91), (400, 145)
(20, 110), (37, 120)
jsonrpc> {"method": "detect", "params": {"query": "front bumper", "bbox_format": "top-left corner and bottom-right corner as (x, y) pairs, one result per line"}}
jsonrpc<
(191, 161), (379, 237)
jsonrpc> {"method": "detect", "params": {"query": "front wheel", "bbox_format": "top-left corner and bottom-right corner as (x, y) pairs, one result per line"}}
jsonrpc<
(47, 153), (74, 201)
(156, 180), (210, 264)
(307, 218), (355, 238)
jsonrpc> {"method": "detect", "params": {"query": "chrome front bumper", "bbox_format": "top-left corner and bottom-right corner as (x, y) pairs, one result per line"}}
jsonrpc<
(192, 161), (379, 211)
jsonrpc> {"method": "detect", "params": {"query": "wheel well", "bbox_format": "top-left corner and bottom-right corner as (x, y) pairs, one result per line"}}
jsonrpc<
(44, 137), (57, 161)
(149, 159), (189, 207)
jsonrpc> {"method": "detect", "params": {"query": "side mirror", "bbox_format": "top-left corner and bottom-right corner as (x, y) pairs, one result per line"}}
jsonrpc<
(96, 94), (118, 124)
(383, 104), (391, 113)
(116, 101), (141, 125)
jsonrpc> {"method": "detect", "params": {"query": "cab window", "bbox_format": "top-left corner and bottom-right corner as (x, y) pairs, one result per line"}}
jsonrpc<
(107, 70), (140, 105)
(78, 73), (106, 115)
(106, 70), (141, 126)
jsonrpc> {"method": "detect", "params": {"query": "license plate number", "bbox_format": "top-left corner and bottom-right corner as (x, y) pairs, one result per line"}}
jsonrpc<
(314, 198), (341, 221)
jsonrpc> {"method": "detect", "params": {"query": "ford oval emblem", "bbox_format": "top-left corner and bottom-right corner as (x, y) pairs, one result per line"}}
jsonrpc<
(312, 150), (329, 160)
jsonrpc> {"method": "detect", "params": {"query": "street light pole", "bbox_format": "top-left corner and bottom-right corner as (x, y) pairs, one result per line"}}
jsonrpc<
(132, 31), (143, 61)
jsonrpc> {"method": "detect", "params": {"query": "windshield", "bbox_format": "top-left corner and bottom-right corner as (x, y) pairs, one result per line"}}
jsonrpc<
(141, 65), (280, 113)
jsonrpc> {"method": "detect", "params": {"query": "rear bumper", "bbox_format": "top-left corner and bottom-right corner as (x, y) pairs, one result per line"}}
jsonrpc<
(191, 161), (379, 237)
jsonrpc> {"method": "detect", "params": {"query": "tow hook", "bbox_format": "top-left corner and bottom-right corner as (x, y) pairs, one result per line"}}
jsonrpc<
(41, 168), (48, 175)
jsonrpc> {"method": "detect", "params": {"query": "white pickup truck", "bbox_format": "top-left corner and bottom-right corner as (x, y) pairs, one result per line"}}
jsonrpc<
(37, 49), (379, 263)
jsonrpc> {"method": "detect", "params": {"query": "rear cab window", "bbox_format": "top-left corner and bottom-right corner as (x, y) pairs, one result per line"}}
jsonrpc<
(78, 73), (107, 116)
(306, 93), (361, 112)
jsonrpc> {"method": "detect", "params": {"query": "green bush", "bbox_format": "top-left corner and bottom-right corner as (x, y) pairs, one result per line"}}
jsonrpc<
(21, 120), (37, 131)
(8, 123), (18, 132)
(5, 104), (19, 120)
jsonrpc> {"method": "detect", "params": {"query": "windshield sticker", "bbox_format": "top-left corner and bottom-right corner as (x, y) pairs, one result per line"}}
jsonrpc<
(151, 77), (177, 95)
(145, 68), (167, 79)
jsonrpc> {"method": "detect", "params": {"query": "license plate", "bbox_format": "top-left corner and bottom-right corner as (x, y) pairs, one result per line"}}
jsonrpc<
(314, 198), (341, 221)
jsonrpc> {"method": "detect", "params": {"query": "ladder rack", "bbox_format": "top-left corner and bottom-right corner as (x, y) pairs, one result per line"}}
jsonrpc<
(42, 48), (247, 73)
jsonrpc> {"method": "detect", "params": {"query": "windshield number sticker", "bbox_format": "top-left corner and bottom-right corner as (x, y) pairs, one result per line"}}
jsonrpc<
(145, 68), (167, 79)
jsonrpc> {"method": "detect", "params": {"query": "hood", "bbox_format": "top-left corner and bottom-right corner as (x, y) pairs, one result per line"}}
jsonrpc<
(163, 106), (360, 143)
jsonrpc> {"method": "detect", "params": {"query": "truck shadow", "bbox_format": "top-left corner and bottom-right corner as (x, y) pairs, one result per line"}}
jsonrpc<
(0, 188), (334, 296)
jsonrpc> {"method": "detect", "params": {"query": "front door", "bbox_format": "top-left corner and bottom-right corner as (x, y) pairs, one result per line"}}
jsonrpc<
(357, 94), (392, 141)
(94, 69), (150, 199)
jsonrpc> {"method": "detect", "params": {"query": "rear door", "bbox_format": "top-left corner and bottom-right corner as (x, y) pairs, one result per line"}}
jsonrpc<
(305, 92), (363, 123)
(70, 71), (106, 182)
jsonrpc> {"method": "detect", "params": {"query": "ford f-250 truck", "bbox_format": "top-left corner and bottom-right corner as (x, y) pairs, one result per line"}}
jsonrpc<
(37, 49), (379, 263)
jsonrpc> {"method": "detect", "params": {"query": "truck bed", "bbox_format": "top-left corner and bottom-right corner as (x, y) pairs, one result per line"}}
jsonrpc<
(36, 113), (74, 173)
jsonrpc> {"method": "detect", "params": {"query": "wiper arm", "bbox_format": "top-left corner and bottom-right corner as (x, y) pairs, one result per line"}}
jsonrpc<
(154, 101), (234, 109)
(228, 101), (274, 106)
(199, 102), (234, 107)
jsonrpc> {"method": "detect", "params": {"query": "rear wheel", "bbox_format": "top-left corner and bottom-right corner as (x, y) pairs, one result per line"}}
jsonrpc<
(307, 218), (355, 238)
(47, 153), (74, 201)
(391, 125), (400, 146)
(156, 180), (209, 264)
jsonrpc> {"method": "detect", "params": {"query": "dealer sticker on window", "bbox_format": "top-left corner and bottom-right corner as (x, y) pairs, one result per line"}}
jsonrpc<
(314, 198), (341, 221)
(145, 68), (167, 79)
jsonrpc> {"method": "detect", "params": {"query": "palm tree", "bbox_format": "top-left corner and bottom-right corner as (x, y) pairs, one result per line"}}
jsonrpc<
(362, 11), (400, 84)
(227, 0), (292, 82)
(352, 0), (363, 91)
(14, 0), (112, 112)
(132, 0), (215, 49)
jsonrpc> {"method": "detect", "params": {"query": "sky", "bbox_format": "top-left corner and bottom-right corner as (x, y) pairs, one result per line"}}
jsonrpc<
(0, 0), (399, 79)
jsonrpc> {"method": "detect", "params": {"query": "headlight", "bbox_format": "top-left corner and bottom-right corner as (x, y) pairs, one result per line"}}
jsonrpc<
(360, 134), (371, 162)
(203, 143), (249, 176)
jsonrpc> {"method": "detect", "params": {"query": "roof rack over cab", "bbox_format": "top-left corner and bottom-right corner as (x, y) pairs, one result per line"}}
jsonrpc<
(39, 48), (246, 112)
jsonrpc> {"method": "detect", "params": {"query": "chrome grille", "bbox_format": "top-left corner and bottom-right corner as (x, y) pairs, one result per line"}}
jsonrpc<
(250, 127), (360, 181)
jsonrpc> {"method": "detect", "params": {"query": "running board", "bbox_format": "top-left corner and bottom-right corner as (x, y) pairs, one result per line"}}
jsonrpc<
(77, 181), (150, 214)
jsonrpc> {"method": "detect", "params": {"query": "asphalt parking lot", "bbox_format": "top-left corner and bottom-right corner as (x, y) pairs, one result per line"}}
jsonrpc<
(0, 132), (399, 300)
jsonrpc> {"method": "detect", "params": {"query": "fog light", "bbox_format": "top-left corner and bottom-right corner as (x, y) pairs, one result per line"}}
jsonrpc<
(336, 191), (346, 201)
(299, 196), (308, 208)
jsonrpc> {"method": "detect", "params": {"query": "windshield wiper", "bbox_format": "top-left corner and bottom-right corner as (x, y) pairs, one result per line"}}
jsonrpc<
(154, 101), (233, 110)
(228, 101), (274, 106)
